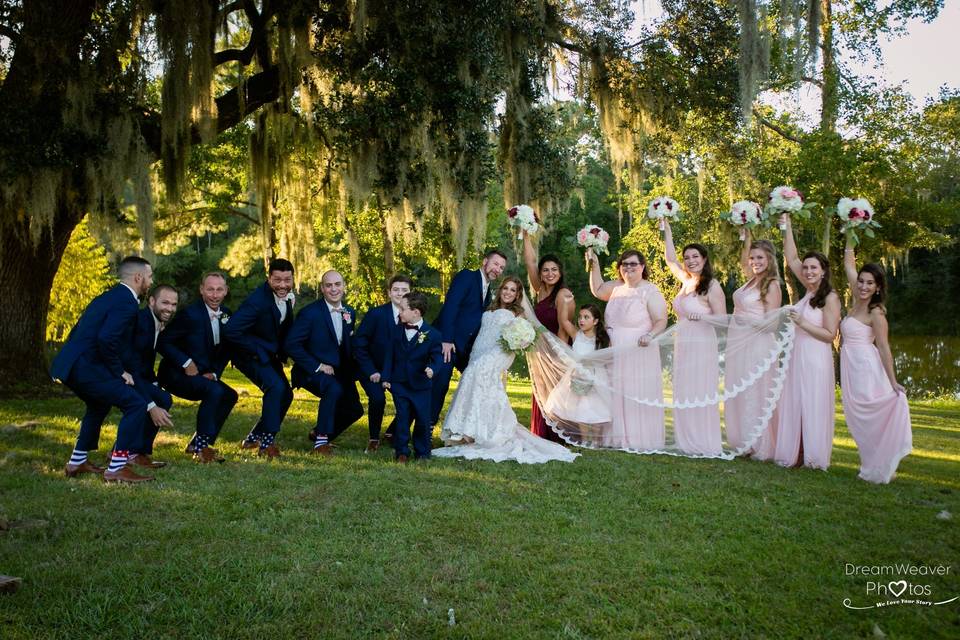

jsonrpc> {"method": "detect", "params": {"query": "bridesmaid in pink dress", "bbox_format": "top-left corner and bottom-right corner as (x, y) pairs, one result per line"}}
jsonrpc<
(726, 232), (783, 458)
(775, 215), (841, 470)
(522, 230), (577, 443)
(840, 238), (912, 483)
(587, 248), (668, 450)
(662, 220), (727, 456)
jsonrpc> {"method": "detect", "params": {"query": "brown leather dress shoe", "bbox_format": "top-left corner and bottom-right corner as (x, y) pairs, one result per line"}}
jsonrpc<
(184, 442), (197, 454)
(365, 440), (380, 453)
(194, 447), (225, 464)
(310, 443), (333, 457)
(64, 460), (105, 478)
(240, 439), (260, 450)
(103, 466), (154, 483)
(395, 454), (409, 464)
(128, 454), (168, 469)
(258, 444), (281, 459)
(307, 429), (317, 442)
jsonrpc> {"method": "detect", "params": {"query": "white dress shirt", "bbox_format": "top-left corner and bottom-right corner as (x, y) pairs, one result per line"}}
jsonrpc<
(120, 282), (140, 302)
(391, 303), (402, 325)
(327, 301), (345, 344)
(404, 319), (423, 341)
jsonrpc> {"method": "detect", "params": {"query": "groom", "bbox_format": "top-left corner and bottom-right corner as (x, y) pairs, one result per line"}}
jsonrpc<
(430, 249), (507, 426)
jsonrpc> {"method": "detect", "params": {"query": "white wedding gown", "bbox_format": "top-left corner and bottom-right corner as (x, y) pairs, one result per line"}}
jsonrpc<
(435, 308), (579, 464)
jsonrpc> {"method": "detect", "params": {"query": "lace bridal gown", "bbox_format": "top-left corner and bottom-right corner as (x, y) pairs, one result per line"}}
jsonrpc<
(435, 308), (579, 464)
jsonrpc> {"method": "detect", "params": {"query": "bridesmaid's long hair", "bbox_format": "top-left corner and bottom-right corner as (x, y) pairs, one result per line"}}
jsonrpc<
(489, 275), (525, 316)
(858, 263), (887, 312)
(616, 250), (649, 280)
(682, 243), (715, 296)
(580, 304), (610, 349)
(749, 239), (782, 309)
(802, 251), (834, 309)
(538, 254), (568, 307)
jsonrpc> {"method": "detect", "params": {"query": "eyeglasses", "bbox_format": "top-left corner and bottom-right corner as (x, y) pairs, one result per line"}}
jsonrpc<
(620, 261), (642, 267)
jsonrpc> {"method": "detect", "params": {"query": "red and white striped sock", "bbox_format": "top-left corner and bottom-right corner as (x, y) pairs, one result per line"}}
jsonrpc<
(106, 450), (129, 473)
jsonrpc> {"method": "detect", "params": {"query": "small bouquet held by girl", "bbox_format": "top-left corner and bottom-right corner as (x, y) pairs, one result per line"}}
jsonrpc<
(765, 185), (816, 229)
(507, 204), (541, 240)
(543, 305), (612, 427)
(576, 224), (610, 272)
(499, 316), (539, 355)
(722, 200), (765, 240)
(647, 196), (680, 231)
(835, 197), (880, 245)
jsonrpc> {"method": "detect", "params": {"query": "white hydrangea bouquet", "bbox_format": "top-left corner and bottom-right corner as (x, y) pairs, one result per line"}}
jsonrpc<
(647, 196), (680, 231)
(499, 317), (538, 355)
(765, 185), (816, 229)
(722, 200), (765, 240)
(836, 197), (880, 245)
(576, 224), (610, 271)
(507, 204), (541, 240)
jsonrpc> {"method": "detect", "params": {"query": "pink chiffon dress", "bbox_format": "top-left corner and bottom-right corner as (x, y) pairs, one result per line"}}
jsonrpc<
(604, 283), (665, 450)
(672, 291), (723, 456)
(774, 292), (835, 470)
(840, 316), (912, 483)
(725, 282), (778, 458)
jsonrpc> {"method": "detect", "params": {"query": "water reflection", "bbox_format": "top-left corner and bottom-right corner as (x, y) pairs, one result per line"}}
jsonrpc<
(890, 336), (960, 397)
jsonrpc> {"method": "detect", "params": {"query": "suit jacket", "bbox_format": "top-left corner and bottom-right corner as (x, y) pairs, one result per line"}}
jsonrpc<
(223, 282), (293, 365)
(285, 300), (357, 388)
(352, 302), (399, 379)
(433, 269), (487, 357)
(127, 308), (161, 383)
(50, 284), (140, 382)
(381, 321), (444, 392)
(157, 300), (233, 380)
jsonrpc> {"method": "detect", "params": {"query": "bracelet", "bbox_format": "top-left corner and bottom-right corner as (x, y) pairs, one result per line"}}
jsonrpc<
(844, 248), (854, 252)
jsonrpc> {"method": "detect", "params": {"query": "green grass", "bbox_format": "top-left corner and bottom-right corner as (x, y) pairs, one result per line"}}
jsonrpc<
(1, 370), (958, 639)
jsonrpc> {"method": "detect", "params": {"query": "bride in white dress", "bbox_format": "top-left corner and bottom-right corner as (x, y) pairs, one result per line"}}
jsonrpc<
(435, 276), (579, 464)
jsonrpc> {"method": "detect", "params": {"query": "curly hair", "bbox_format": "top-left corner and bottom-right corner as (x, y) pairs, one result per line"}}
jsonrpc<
(489, 275), (525, 316)
(801, 251), (834, 309)
(682, 243), (714, 297)
(858, 263), (887, 312)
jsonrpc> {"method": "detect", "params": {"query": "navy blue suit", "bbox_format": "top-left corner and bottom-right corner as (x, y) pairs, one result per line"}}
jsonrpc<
(382, 321), (444, 458)
(285, 300), (364, 440)
(50, 284), (149, 453)
(127, 308), (173, 455)
(352, 302), (400, 440)
(223, 282), (294, 440)
(157, 300), (238, 447)
(431, 269), (490, 424)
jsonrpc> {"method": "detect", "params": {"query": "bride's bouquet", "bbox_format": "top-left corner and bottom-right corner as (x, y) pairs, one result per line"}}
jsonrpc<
(765, 185), (815, 229)
(499, 317), (538, 355)
(576, 224), (610, 272)
(647, 196), (680, 231)
(836, 197), (880, 245)
(507, 204), (541, 240)
(722, 200), (765, 240)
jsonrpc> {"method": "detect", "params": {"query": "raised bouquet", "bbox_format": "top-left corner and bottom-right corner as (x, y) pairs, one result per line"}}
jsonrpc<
(507, 204), (541, 240)
(765, 185), (815, 229)
(499, 317), (538, 355)
(647, 196), (680, 230)
(723, 200), (765, 240)
(836, 197), (880, 245)
(576, 224), (610, 272)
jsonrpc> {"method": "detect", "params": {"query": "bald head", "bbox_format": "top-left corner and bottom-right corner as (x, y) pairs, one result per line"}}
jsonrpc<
(321, 270), (345, 306)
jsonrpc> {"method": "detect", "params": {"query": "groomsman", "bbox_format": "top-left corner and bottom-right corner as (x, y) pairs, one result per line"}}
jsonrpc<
(51, 256), (172, 483)
(223, 259), (296, 458)
(381, 292), (444, 462)
(126, 284), (178, 469)
(285, 270), (364, 455)
(430, 249), (507, 425)
(352, 274), (413, 452)
(157, 272), (238, 463)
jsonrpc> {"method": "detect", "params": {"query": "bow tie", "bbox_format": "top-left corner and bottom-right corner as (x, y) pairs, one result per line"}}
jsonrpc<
(403, 323), (420, 331)
(330, 307), (344, 313)
(209, 311), (222, 320)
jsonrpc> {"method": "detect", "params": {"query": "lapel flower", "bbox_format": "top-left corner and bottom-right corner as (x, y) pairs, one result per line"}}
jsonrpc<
(417, 330), (428, 344)
(219, 313), (230, 324)
(341, 311), (352, 324)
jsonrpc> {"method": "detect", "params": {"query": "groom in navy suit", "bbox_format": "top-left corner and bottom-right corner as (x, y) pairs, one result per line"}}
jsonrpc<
(223, 258), (296, 458)
(157, 272), (238, 463)
(285, 270), (364, 455)
(431, 249), (507, 425)
(382, 292), (444, 461)
(352, 274), (413, 452)
(51, 256), (171, 483)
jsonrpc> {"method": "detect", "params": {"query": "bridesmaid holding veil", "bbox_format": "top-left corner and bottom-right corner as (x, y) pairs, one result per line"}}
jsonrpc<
(662, 219), (727, 456)
(522, 230), (577, 443)
(775, 214), (841, 470)
(587, 248), (668, 450)
(840, 236), (912, 483)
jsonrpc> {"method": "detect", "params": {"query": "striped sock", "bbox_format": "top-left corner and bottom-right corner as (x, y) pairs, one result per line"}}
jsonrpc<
(106, 450), (129, 473)
(259, 433), (276, 448)
(68, 448), (88, 466)
(313, 435), (329, 448)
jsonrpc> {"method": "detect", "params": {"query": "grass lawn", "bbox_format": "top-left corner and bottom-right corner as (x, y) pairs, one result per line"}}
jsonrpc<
(1, 370), (958, 639)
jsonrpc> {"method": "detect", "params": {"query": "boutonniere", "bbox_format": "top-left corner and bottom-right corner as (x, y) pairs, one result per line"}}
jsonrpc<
(341, 311), (352, 324)
(417, 331), (428, 344)
(220, 314), (230, 324)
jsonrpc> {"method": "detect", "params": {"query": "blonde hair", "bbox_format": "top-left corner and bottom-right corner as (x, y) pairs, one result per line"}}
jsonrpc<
(750, 239), (782, 309)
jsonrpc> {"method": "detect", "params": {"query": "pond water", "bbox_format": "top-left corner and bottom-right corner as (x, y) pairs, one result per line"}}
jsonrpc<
(890, 335), (960, 398)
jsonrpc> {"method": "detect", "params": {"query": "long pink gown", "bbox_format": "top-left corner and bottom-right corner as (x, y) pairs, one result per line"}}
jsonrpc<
(604, 283), (665, 450)
(672, 291), (722, 456)
(840, 317), (912, 483)
(725, 283), (778, 458)
(774, 292), (835, 470)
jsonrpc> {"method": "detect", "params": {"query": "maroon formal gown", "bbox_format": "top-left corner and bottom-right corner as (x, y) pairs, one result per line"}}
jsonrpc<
(531, 296), (565, 443)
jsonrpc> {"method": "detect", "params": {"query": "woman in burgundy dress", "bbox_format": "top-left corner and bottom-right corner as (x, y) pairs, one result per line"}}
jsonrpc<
(523, 230), (577, 442)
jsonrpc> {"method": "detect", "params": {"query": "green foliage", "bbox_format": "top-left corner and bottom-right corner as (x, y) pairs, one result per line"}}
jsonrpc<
(46, 219), (113, 342)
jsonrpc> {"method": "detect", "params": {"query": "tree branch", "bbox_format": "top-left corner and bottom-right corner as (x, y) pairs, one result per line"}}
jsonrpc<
(752, 109), (801, 143)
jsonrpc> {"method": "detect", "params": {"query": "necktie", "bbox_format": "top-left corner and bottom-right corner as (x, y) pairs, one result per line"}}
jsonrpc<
(209, 311), (222, 345)
(483, 284), (492, 308)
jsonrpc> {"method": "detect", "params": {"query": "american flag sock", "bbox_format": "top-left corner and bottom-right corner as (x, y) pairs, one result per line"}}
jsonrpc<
(68, 448), (88, 466)
(106, 450), (129, 473)
(313, 435), (329, 448)
(259, 433), (276, 449)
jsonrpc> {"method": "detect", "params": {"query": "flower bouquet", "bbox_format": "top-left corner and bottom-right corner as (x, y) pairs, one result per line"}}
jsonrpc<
(647, 196), (680, 231)
(570, 366), (595, 396)
(499, 317), (538, 355)
(764, 185), (816, 229)
(722, 200), (765, 240)
(507, 204), (541, 240)
(576, 224), (610, 272)
(836, 197), (880, 245)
